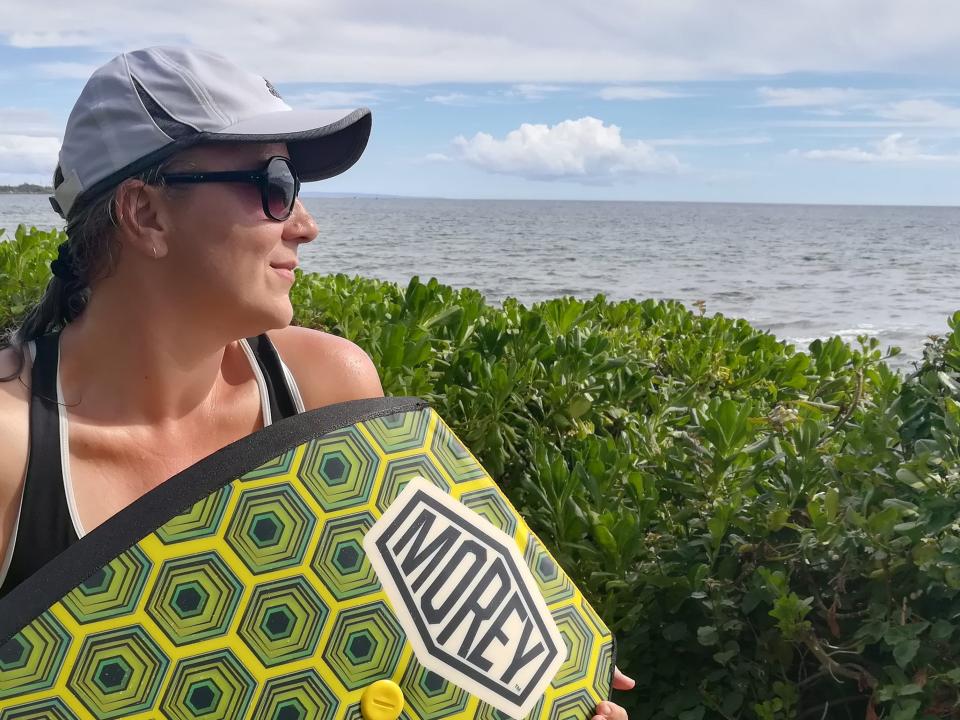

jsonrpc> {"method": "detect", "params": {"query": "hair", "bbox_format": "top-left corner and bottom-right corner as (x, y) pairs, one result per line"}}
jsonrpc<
(0, 159), (176, 382)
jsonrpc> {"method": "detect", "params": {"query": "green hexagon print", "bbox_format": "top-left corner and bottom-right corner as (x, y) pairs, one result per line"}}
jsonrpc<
(0, 401), (613, 719)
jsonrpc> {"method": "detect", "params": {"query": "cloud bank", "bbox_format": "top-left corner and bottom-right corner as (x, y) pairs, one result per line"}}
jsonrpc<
(450, 117), (681, 183)
(6, 0), (960, 83)
(0, 135), (60, 176)
(794, 133), (960, 163)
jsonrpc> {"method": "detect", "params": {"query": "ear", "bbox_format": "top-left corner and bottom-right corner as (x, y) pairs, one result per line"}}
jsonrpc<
(113, 179), (171, 259)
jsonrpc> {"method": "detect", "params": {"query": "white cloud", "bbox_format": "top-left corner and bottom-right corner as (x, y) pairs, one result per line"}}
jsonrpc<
(0, 135), (60, 177)
(31, 62), (100, 79)
(650, 135), (771, 147)
(599, 86), (691, 101)
(5, 0), (960, 83)
(0, 108), (61, 137)
(875, 99), (960, 126)
(426, 93), (486, 106)
(426, 85), (566, 106)
(8, 31), (93, 48)
(776, 99), (960, 129)
(508, 84), (566, 100)
(450, 116), (682, 183)
(757, 87), (871, 108)
(794, 133), (960, 163)
(280, 90), (383, 108)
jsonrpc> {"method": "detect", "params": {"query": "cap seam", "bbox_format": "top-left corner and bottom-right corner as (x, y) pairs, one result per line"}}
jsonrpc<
(129, 71), (201, 135)
(152, 48), (230, 127)
(128, 73), (176, 142)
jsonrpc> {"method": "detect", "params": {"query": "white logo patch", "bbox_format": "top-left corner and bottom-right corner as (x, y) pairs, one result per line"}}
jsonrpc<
(363, 478), (565, 719)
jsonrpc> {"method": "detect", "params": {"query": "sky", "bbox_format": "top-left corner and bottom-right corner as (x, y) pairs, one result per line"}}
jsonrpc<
(5, 1), (960, 205)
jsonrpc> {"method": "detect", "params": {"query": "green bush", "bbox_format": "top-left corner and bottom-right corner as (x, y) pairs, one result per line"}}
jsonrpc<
(3, 225), (958, 719)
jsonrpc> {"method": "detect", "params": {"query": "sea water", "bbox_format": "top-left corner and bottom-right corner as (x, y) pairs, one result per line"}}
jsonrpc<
(3, 194), (958, 371)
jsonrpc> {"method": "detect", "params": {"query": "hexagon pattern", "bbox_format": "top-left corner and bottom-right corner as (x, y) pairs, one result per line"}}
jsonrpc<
(297, 427), (380, 512)
(160, 649), (255, 720)
(0, 406), (612, 718)
(311, 511), (381, 601)
(62, 546), (152, 624)
(375, 454), (450, 513)
(0, 611), (70, 701)
(238, 576), (329, 667)
(0, 697), (79, 720)
(321, 601), (406, 691)
(67, 626), (169, 719)
(145, 551), (243, 646)
(250, 669), (339, 720)
(156, 485), (232, 544)
(524, 535), (576, 605)
(225, 483), (316, 574)
(400, 656), (469, 719)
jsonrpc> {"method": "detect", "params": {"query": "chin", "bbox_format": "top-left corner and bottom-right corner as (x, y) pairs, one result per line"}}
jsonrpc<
(232, 296), (294, 338)
(264, 296), (295, 329)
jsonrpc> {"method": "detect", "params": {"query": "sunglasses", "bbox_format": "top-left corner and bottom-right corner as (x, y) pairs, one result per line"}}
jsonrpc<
(155, 155), (301, 221)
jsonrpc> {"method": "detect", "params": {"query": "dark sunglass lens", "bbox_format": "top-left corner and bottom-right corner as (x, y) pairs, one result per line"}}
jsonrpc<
(265, 158), (297, 219)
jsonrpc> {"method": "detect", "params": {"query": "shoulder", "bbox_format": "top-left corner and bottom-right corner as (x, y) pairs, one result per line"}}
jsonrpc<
(266, 326), (384, 410)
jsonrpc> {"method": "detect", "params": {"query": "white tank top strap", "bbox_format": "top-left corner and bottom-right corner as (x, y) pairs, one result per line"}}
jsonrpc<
(278, 357), (306, 413)
(238, 338), (275, 426)
(57, 338), (276, 540)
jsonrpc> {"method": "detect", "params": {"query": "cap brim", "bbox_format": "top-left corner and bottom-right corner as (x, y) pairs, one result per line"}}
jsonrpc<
(56, 107), (371, 221)
(200, 107), (372, 182)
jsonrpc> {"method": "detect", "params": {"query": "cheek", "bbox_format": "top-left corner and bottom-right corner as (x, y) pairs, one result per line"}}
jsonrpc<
(173, 184), (265, 228)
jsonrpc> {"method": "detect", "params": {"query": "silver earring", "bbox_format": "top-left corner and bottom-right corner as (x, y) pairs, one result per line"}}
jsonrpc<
(152, 246), (158, 259)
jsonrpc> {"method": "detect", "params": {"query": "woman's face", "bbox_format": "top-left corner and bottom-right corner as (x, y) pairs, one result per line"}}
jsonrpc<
(155, 142), (318, 336)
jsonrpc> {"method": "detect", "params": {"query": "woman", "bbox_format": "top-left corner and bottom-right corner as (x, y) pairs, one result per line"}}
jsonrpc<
(0, 46), (632, 719)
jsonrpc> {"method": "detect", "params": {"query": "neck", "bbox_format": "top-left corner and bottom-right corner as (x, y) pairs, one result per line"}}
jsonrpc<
(57, 276), (253, 426)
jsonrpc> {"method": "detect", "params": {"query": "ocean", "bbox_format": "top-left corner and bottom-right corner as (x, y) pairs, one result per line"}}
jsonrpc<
(2, 194), (958, 372)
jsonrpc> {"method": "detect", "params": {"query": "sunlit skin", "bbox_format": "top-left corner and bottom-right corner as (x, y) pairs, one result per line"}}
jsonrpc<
(0, 140), (633, 718)
(592, 669), (635, 720)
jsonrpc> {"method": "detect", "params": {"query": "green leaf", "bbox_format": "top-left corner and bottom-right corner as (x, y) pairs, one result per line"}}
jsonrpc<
(697, 625), (719, 647)
(566, 395), (592, 419)
(713, 648), (738, 666)
(893, 638), (920, 669)
(707, 515), (727, 545)
(767, 508), (790, 531)
(931, 619), (953, 641)
(593, 524), (618, 556)
(889, 700), (922, 720)
(824, 487), (839, 520)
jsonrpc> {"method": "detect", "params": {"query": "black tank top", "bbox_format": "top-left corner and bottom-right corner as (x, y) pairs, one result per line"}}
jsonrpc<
(0, 332), (301, 599)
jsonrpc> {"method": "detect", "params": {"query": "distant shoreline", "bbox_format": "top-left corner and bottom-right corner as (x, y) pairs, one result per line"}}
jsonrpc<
(2, 188), (960, 209)
(0, 185), (52, 194)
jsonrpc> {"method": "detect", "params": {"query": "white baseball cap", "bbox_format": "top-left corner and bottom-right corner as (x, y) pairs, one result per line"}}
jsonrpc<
(52, 46), (372, 220)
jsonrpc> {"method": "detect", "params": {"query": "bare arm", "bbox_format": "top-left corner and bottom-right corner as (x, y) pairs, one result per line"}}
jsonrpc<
(0, 346), (32, 568)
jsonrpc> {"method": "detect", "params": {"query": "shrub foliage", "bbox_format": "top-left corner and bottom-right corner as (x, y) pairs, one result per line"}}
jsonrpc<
(3, 226), (958, 719)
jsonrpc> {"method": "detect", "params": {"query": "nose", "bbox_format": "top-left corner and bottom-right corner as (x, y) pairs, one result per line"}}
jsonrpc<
(281, 198), (318, 245)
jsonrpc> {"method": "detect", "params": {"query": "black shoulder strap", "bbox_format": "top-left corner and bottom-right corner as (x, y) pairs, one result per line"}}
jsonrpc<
(245, 334), (299, 420)
(0, 334), (79, 599)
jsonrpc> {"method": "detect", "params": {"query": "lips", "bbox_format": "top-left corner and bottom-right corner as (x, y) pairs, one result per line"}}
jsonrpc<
(269, 260), (298, 271)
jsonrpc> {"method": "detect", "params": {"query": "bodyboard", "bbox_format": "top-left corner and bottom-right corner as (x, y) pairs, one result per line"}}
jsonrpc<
(0, 397), (615, 720)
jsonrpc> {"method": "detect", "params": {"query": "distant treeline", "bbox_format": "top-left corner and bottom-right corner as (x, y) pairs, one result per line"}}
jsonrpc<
(0, 184), (52, 194)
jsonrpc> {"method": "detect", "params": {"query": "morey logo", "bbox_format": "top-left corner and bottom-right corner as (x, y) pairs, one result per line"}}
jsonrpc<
(364, 478), (565, 719)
